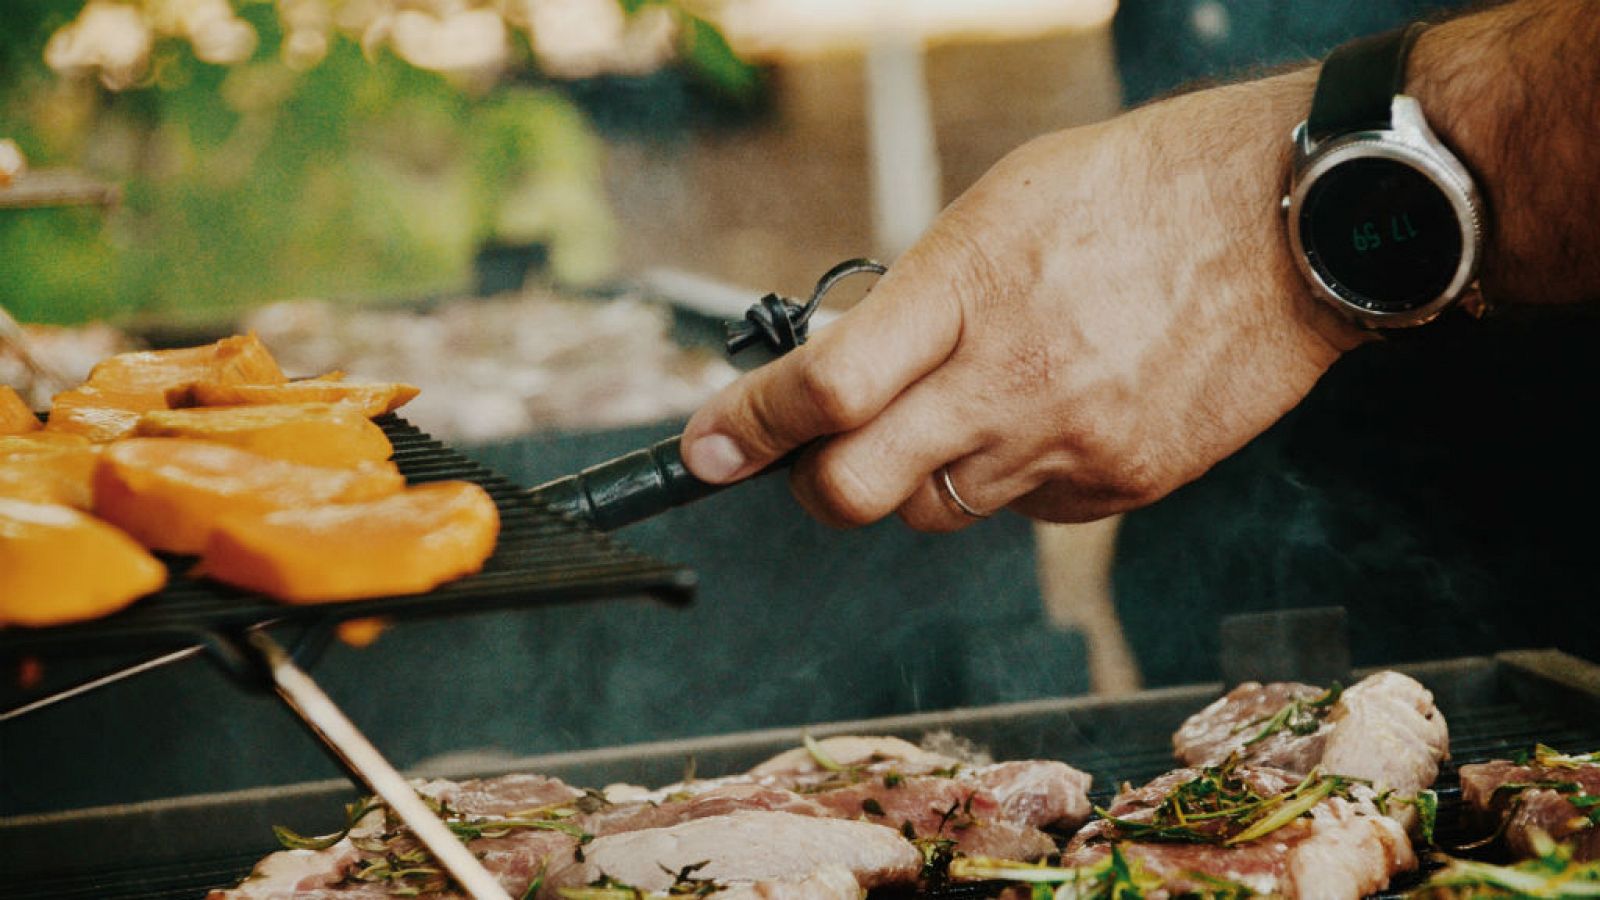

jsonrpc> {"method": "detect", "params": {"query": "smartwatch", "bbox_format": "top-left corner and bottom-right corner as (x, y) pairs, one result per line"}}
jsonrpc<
(1284, 24), (1489, 329)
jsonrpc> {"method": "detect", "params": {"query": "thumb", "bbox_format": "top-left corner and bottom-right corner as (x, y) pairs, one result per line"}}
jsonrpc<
(681, 262), (964, 483)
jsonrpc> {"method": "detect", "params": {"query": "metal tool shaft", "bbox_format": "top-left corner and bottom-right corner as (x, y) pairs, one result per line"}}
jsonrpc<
(248, 631), (512, 900)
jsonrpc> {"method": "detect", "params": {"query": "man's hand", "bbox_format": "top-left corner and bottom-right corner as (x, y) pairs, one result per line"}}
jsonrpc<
(683, 68), (1369, 530)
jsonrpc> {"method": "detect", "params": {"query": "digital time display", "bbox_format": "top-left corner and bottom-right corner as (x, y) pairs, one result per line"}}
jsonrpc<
(1299, 157), (1463, 313)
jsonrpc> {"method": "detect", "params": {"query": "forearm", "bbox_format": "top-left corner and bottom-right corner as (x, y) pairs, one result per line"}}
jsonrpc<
(1409, 0), (1600, 306)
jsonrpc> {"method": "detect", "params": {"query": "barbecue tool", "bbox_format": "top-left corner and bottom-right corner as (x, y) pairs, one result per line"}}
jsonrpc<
(529, 258), (886, 531)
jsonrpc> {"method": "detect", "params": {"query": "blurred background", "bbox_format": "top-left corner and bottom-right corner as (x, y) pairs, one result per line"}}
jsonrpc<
(18, 0), (1596, 820)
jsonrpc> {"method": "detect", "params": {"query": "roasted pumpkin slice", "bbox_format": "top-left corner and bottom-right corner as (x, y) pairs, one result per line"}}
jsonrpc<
(0, 433), (99, 509)
(183, 378), (420, 418)
(0, 497), (167, 627)
(45, 384), (171, 443)
(85, 334), (286, 396)
(134, 403), (393, 468)
(96, 438), (407, 554)
(1, 386), (40, 435)
(198, 481), (499, 603)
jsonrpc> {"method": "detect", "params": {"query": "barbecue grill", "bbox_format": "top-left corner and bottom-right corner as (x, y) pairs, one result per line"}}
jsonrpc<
(4, 649), (1598, 898)
(1, 413), (712, 897)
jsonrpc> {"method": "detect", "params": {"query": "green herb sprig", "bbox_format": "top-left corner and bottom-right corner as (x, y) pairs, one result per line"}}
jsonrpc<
(1236, 683), (1343, 747)
(949, 848), (1251, 899)
(1095, 758), (1355, 847)
(1513, 744), (1600, 769)
(1418, 830), (1600, 897)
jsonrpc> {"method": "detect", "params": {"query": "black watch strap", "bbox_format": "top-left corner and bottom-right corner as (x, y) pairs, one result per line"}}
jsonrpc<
(1307, 23), (1425, 143)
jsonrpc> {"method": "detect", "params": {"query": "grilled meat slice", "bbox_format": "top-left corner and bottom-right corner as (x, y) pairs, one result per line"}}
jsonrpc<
(748, 735), (963, 778)
(1173, 681), (1332, 772)
(419, 772), (584, 817)
(1174, 670), (1449, 799)
(541, 811), (921, 898)
(1059, 764), (1415, 899)
(211, 737), (1091, 898)
(588, 783), (837, 835)
(1459, 754), (1600, 860)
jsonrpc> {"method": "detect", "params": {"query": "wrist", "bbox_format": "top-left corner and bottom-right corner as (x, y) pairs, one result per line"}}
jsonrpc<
(1406, 1), (1600, 307)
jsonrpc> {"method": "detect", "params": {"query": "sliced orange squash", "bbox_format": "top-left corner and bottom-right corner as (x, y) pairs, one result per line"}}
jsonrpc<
(0, 497), (167, 627)
(95, 438), (407, 554)
(1, 386), (40, 435)
(45, 385), (171, 443)
(198, 481), (499, 603)
(0, 433), (99, 509)
(134, 403), (393, 468)
(182, 379), (420, 418)
(85, 334), (286, 397)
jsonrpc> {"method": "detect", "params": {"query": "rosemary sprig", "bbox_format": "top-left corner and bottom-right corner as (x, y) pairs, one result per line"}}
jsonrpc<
(273, 796), (381, 851)
(1097, 759), (1352, 847)
(447, 816), (593, 843)
(1238, 683), (1342, 747)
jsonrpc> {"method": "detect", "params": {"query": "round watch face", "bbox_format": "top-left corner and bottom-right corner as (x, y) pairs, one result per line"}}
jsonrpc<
(1299, 156), (1465, 314)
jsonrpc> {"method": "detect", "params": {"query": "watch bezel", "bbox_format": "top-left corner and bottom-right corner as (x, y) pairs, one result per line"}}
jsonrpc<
(1285, 96), (1485, 329)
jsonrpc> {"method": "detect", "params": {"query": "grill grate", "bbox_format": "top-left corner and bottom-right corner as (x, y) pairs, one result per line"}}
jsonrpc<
(11, 664), (1600, 900)
(0, 415), (695, 659)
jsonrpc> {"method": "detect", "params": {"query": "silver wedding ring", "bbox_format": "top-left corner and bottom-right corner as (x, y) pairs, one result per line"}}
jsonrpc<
(938, 466), (990, 519)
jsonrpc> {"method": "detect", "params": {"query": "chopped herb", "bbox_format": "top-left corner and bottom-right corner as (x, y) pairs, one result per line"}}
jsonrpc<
(901, 820), (918, 841)
(803, 733), (845, 772)
(659, 860), (723, 897)
(912, 836), (957, 880)
(576, 788), (613, 814)
(521, 862), (549, 900)
(1407, 790), (1439, 846)
(862, 798), (886, 817)
(949, 847), (1178, 899)
(273, 796), (380, 851)
(1516, 744), (1600, 769)
(883, 771), (905, 788)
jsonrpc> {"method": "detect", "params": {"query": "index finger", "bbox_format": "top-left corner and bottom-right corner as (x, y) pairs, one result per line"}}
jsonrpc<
(681, 261), (965, 484)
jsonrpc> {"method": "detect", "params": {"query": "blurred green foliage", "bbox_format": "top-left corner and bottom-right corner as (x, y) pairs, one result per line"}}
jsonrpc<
(0, 1), (678, 327)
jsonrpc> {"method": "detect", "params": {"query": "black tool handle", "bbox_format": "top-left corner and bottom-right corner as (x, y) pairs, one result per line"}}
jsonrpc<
(528, 437), (751, 532)
(529, 437), (804, 532)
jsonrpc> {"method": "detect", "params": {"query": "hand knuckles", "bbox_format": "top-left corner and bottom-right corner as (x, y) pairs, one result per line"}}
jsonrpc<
(810, 456), (890, 527)
(898, 504), (963, 534)
(796, 357), (875, 430)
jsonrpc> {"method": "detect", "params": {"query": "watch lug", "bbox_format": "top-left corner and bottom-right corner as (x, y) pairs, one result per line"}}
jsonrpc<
(1390, 95), (1436, 144)
(1291, 120), (1314, 169)
(1458, 282), (1496, 320)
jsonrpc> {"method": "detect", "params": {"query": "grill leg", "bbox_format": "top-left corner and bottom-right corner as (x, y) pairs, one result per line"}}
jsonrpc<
(245, 629), (512, 900)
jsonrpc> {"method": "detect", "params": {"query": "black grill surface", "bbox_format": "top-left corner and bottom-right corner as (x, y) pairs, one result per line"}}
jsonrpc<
(9, 654), (1600, 899)
(0, 415), (695, 658)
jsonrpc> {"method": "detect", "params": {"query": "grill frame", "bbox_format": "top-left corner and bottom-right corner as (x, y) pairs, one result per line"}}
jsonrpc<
(0, 415), (695, 661)
(4, 649), (1598, 897)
